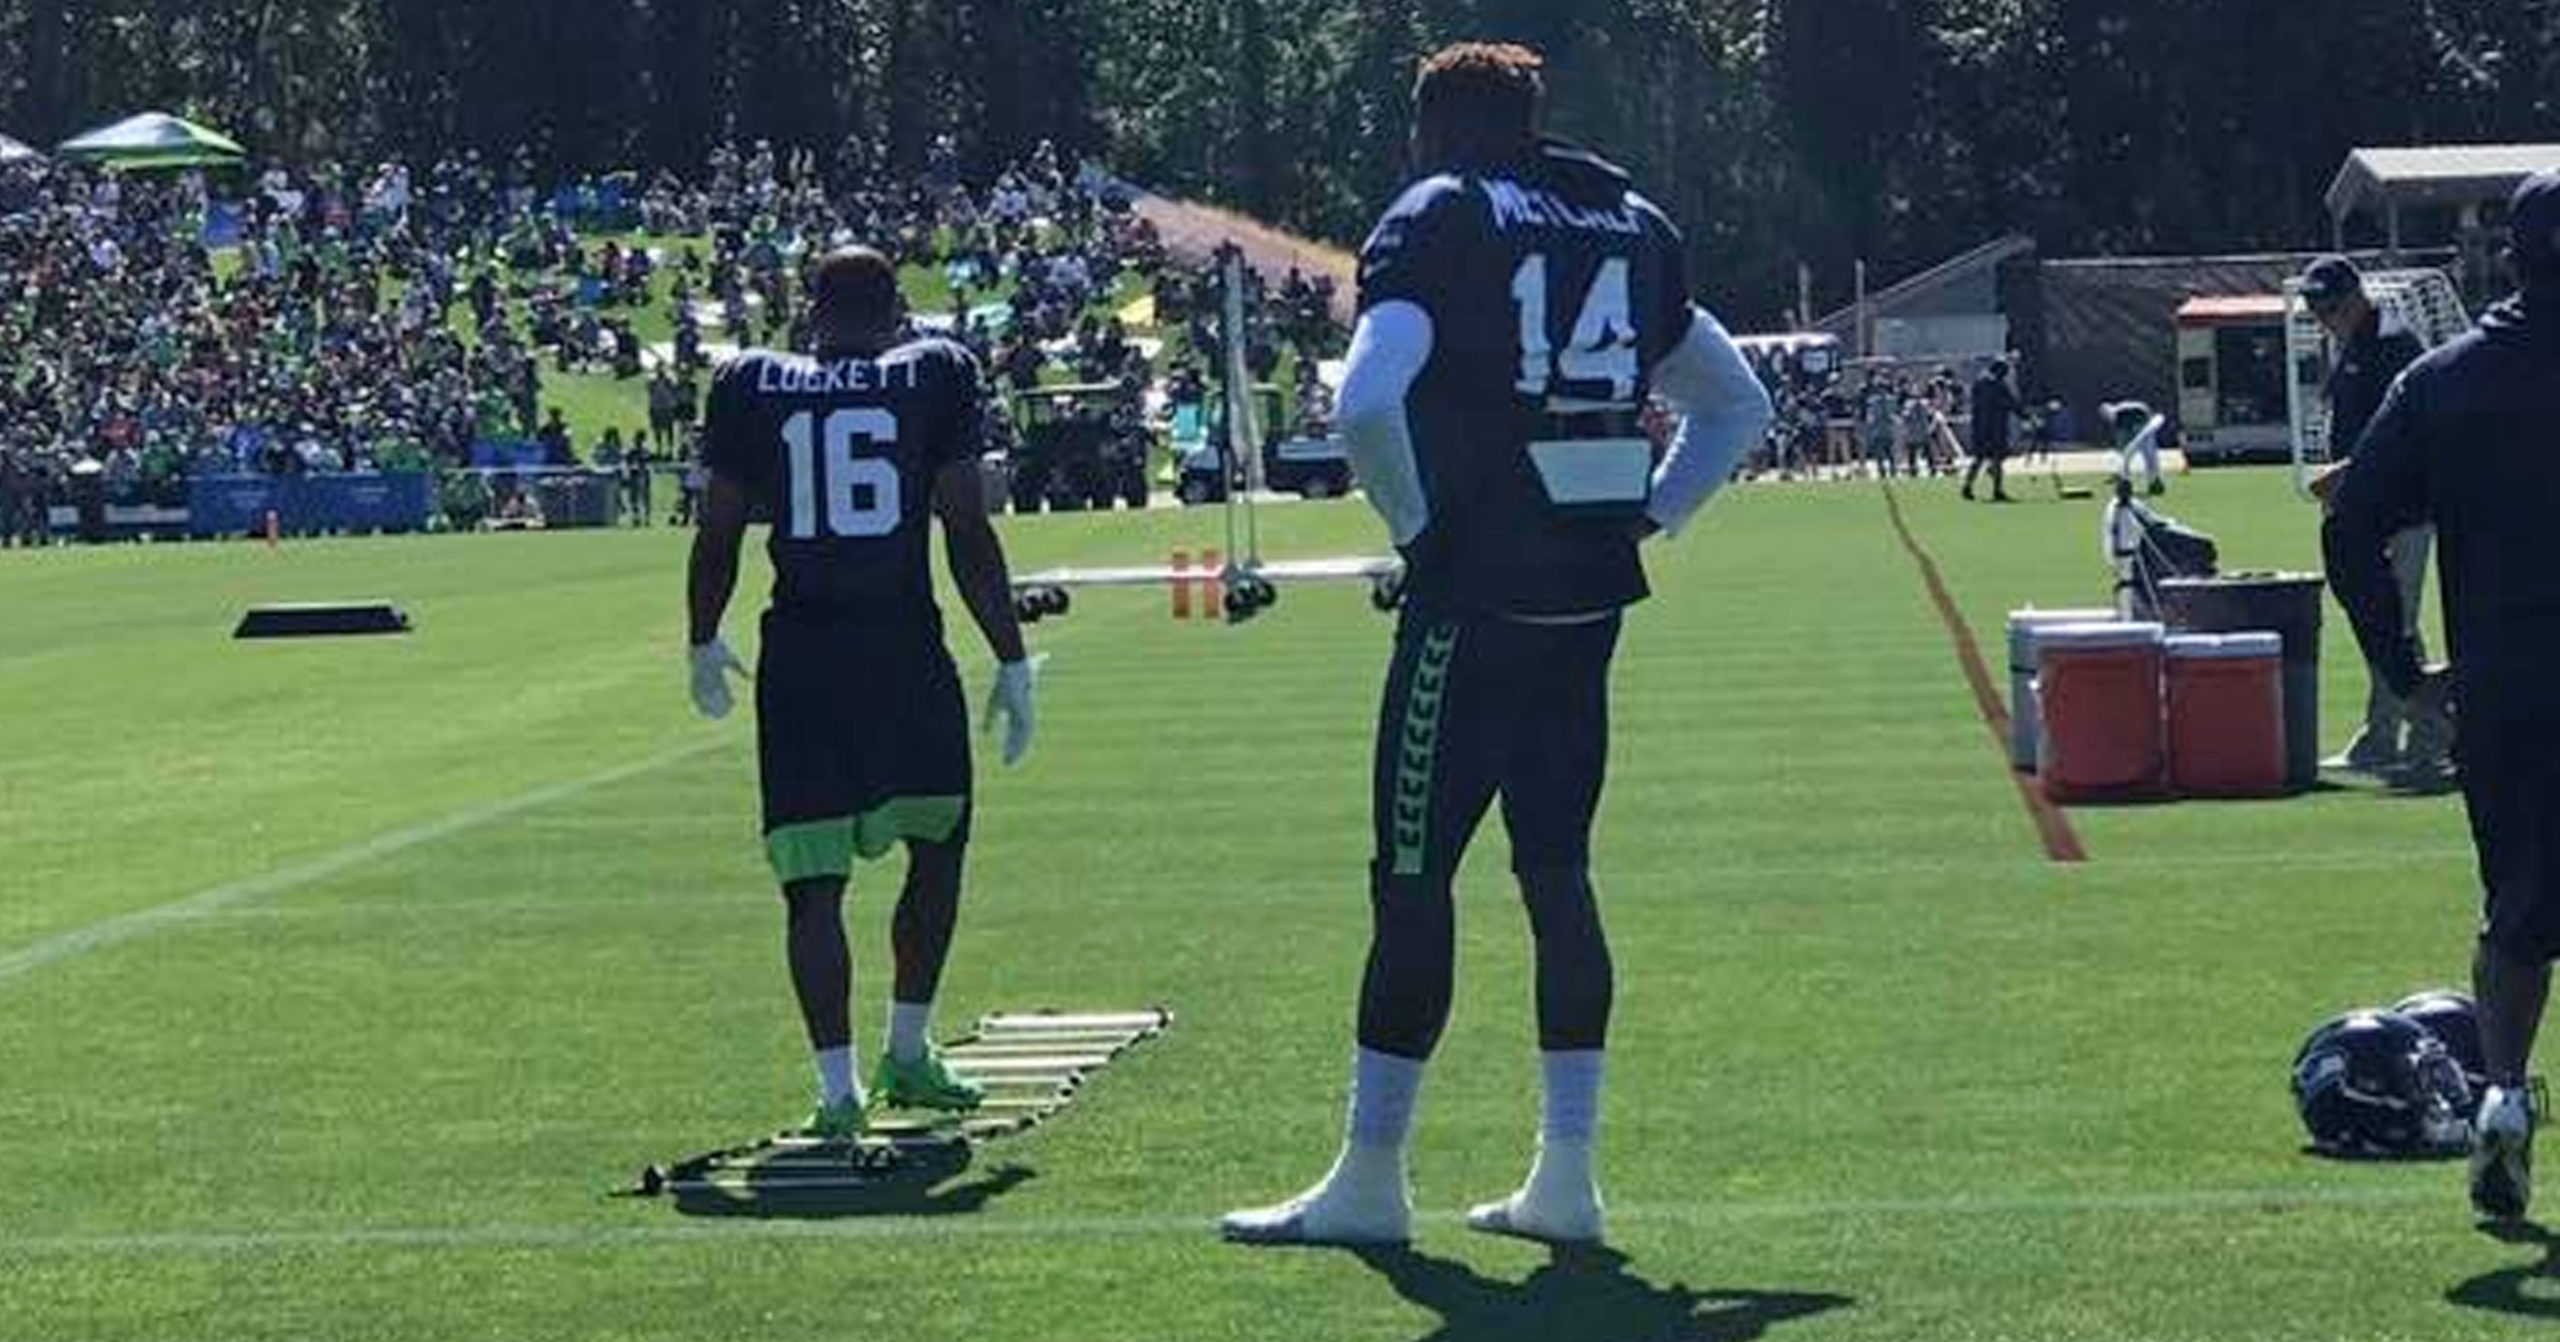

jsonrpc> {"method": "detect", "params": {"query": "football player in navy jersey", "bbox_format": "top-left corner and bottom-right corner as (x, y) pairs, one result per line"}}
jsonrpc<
(687, 247), (1039, 1139)
(1225, 43), (1774, 1247)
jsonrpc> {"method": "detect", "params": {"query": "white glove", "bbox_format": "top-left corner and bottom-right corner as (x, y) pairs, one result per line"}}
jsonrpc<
(981, 656), (1043, 767)
(688, 638), (748, 720)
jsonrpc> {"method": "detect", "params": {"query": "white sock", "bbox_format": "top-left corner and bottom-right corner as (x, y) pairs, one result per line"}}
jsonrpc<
(815, 1045), (860, 1107)
(1326, 1138), (1409, 1200)
(887, 1000), (934, 1063)
(1347, 1048), (1427, 1153)
(1540, 1050), (1606, 1146)
(1526, 1136), (1594, 1197)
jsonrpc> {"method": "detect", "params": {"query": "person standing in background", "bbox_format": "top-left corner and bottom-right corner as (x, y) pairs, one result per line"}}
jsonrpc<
(1862, 379), (1900, 479)
(1961, 358), (2016, 503)
(625, 430), (655, 527)
(2302, 255), (2442, 783)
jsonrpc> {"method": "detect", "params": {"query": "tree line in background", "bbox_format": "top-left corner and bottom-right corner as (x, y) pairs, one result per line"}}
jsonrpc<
(5, 0), (2558, 324)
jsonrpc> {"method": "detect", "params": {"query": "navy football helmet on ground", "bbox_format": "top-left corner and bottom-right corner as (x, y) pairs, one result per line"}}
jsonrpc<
(2391, 988), (2488, 1091)
(2292, 1009), (2475, 1157)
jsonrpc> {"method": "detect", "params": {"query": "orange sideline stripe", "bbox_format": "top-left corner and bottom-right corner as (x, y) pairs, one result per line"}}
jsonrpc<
(1881, 482), (2090, 865)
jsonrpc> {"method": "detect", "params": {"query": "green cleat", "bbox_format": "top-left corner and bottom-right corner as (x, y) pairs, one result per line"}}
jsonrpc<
(870, 1047), (986, 1114)
(804, 1095), (868, 1141)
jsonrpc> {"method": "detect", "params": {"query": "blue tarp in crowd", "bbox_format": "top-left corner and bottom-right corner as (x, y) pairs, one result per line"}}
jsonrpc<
(469, 441), (553, 470)
(188, 473), (433, 537)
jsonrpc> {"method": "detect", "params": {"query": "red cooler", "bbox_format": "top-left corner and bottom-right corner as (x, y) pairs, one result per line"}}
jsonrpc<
(2166, 633), (2287, 798)
(2037, 622), (2167, 802)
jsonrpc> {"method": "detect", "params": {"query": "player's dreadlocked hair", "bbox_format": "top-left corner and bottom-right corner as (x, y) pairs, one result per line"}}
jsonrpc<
(1413, 42), (1545, 163)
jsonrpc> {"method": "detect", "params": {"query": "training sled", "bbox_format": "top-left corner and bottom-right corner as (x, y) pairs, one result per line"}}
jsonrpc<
(233, 601), (412, 639)
(628, 1008), (1171, 1198)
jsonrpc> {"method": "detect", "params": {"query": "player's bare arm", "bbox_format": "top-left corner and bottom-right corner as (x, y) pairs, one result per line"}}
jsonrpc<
(932, 459), (1026, 666)
(687, 470), (750, 649)
(684, 469), (752, 719)
(935, 457), (1039, 766)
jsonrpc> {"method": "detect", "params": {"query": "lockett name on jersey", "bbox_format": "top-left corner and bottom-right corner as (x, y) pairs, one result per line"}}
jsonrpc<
(754, 355), (924, 397)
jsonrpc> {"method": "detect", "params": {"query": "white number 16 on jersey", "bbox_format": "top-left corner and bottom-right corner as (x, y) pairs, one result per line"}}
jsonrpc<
(781, 409), (901, 539)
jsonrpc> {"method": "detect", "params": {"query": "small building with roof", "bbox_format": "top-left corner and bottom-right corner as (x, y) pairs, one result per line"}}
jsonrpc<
(1811, 235), (2034, 363)
(2326, 144), (2560, 290)
(1785, 145), (2557, 455)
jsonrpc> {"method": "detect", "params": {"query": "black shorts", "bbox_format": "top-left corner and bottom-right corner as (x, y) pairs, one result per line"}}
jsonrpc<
(2462, 716), (2560, 957)
(756, 611), (972, 883)
(1372, 610), (1622, 881)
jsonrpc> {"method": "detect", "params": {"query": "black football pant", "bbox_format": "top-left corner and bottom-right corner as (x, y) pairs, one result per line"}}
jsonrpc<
(2464, 710), (2560, 1087)
(1358, 610), (1621, 1062)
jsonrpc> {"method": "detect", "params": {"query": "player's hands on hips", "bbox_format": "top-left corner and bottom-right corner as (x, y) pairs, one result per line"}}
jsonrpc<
(688, 637), (748, 720)
(982, 656), (1043, 767)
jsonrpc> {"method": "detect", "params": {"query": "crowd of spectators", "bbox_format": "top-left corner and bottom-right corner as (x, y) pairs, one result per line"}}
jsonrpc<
(1741, 344), (2072, 483)
(0, 131), (1354, 545)
(0, 149), (597, 542)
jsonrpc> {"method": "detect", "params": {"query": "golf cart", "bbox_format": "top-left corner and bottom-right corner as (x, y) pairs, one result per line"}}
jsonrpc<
(1006, 382), (1151, 513)
(1265, 429), (1353, 499)
(1265, 361), (1355, 499)
(1177, 383), (1342, 506)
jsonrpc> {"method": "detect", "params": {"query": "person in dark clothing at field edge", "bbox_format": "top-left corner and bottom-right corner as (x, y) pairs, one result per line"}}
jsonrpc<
(2302, 254), (2442, 780)
(2323, 169), (2560, 1226)
(1961, 358), (2016, 502)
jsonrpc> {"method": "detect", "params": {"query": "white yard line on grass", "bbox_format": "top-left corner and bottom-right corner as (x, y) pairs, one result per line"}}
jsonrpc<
(0, 1186), (2446, 1258)
(0, 620), (1102, 986)
(0, 737), (732, 989)
(146, 842), (2483, 928)
(175, 895), (764, 922)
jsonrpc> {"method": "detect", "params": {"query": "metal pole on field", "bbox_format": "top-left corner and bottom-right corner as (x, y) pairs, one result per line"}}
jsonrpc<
(1223, 252), (1264, 572)
(1854, 259), (1870, 359)
(1797, 264), (1813, 335)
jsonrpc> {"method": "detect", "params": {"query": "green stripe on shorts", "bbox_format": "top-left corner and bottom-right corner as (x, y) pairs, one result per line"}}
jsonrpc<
(1391, 623), (1460, 878)
(766, 795), (969, 883)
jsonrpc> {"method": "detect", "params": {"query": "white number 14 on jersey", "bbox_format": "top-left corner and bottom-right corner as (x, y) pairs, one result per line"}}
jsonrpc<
(1512, 255), (1639, 403)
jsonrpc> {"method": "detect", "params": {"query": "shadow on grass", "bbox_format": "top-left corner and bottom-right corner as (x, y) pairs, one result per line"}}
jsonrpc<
(1352, 1243), (1852, 1342)
(671, 1140), (1039, 1221)
(2447, 1219), (2560, 1320)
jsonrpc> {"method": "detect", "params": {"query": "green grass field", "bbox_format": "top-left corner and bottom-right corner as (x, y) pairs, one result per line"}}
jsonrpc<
(0, 471), (2545, 1341)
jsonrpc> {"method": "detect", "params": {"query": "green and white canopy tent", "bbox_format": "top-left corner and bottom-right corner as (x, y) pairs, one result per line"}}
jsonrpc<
(0, 132), (41, 164)
(56, 112), (246, 171)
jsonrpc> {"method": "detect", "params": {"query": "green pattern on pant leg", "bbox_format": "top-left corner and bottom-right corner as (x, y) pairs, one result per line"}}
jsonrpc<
(767, 795), (969, 882)
(1392, 624), (1461, 877)
(850, 794), (968, 861)
(767, 819), (859, 884)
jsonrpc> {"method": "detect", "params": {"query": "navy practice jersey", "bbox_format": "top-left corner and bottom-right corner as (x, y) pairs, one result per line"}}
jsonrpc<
(703, 339), (983, 620)
(1359, 139), (1694, 619)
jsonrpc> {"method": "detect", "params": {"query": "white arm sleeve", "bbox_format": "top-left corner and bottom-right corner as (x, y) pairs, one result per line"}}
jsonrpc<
(1645, 308), (1775, 536)
(1335, 301), (1434, 547)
